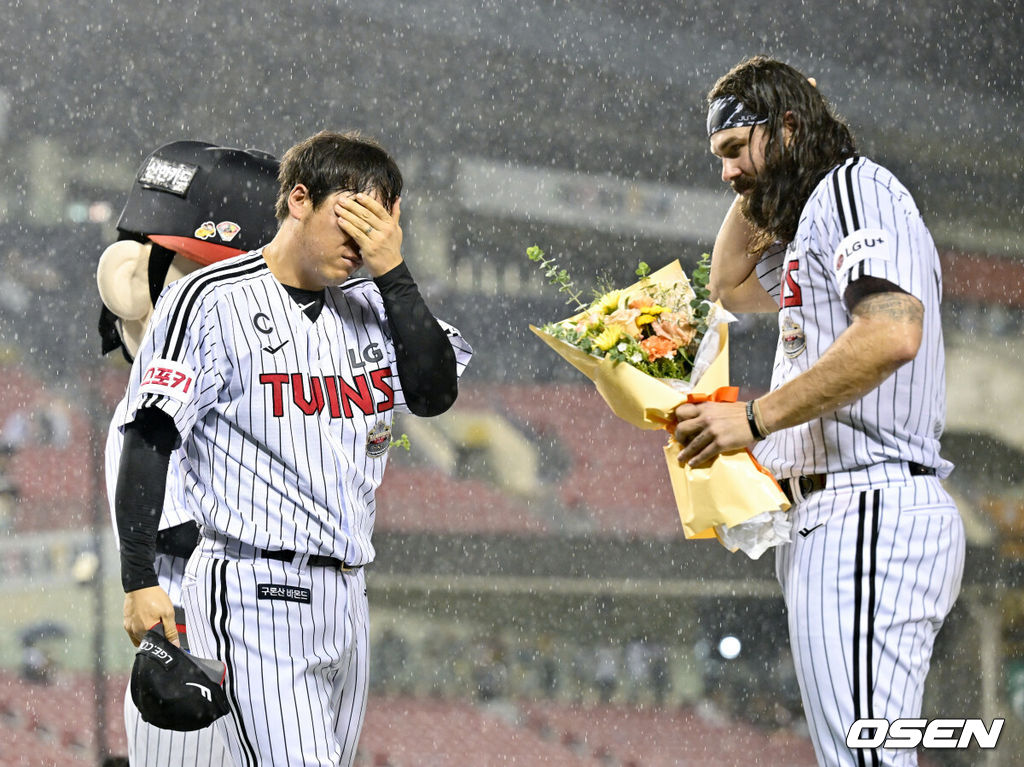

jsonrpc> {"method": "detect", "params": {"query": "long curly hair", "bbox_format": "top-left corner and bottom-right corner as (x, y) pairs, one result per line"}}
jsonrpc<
(708, 57), (857, 254)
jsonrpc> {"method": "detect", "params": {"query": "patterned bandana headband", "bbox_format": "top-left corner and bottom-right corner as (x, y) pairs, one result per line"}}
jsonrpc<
(706, 95), (768, 138)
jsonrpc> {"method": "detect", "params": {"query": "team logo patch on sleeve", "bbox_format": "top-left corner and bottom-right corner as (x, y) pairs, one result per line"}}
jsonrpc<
(834, 228), (892, 277)
(140, 358), (197, 404)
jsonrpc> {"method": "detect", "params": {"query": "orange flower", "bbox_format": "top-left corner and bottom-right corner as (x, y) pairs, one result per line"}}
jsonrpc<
(652, 313), (696, 347)
(628, 294), (656, 311)
(640, 335), (678, 361)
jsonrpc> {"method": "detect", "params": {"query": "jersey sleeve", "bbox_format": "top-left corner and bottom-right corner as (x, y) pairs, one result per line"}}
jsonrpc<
(438, 318), (474, 379)
(756, 241), (788, 303)
(829, 162), (936, 305)
(118, 277), (224, 438)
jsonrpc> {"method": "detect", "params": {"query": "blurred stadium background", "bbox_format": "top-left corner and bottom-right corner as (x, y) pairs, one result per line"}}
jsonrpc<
(0, 1), (1022, 764)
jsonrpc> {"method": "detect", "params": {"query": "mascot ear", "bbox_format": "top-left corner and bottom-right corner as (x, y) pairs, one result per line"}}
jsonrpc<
(96, 240), (153, 321)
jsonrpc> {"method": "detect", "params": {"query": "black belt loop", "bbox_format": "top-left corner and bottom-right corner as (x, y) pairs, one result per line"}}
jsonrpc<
(780, 462), (935, 505)
(258, 548), (362, 572)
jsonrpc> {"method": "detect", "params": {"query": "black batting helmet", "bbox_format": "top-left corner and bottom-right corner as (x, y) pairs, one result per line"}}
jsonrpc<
(117, 140), (279, 265)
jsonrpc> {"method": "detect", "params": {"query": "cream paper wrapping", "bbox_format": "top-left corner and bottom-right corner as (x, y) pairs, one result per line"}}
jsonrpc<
(529, 259), (789, 546)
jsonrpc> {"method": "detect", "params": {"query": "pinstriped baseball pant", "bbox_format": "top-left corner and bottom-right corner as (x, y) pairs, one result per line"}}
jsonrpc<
(124, 553), (232, 767)
(775, 474), (965, 767)
(181, 549), (370, 767)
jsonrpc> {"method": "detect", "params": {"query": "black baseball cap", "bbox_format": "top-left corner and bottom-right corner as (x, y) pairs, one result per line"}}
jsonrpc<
(117, 140), (280, 266)
(130, 628), (230, 731)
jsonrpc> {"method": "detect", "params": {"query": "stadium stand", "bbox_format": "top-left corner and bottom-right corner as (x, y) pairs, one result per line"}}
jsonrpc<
(0, 668), (127, 766)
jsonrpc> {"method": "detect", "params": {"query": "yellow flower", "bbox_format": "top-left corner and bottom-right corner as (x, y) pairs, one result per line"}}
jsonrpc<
(593, 325), (623, 351)
(635, 314), (656, 327)
(597, 290), (626, 313)
(644, 304), (668, 315)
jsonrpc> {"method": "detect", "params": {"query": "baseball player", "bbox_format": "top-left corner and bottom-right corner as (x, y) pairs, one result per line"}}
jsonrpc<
(673, 57), (965, 766)
(98, 140), (280, 767)
(114, 130), (472, 767)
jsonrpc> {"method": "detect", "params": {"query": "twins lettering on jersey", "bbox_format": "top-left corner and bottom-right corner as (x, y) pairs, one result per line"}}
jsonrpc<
(259, 369), (394, 417)
(781, 258), (803, 308)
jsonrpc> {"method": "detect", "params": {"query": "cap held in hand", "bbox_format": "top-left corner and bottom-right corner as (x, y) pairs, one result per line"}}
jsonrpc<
(130, 628), (230, 731)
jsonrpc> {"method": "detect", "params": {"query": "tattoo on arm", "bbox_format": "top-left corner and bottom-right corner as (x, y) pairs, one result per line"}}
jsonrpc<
(853, 291), (924, 324)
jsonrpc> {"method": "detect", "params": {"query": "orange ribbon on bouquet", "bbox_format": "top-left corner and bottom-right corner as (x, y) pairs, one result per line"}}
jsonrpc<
(684, 386), (739, 405)
(529, 260), (788, 545)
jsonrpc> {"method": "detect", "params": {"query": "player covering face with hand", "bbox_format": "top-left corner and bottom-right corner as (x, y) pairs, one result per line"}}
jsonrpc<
(115, 130), (472, 767)
(674, 57), (964, 767)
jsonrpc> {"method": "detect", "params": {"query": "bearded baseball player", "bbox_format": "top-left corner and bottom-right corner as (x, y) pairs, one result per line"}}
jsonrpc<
(673, 57), (965, 766)
(114, 130), (472, 767)
(99, 140), (280, 767)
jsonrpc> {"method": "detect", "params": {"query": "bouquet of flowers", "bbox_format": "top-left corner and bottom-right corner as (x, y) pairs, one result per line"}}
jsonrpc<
(536, 252), (714, 386)
(528, 246), (789, 555)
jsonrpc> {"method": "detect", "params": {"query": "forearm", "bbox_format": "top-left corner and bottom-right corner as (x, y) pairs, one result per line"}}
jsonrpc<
(374, 261), (458, 416)
(709, 196), (777, 312)
(116, 408), (176, 592)
(756, 305), (920, 433)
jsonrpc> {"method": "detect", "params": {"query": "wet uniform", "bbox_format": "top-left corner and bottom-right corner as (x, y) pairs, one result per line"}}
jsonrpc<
(755, 156), (965, 767)
(119, 250), (472, 766)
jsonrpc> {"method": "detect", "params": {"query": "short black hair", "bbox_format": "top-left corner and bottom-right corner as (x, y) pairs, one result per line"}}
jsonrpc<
(275, 131), (402, 220)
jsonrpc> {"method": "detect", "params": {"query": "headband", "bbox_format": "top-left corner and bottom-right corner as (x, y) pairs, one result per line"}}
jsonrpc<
(707, 95), (768, 138)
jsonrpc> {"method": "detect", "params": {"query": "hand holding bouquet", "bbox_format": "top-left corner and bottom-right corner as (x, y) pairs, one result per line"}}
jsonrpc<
(528, 246), (789, 556)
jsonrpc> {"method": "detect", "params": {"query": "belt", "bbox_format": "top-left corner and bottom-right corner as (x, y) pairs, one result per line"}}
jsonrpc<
(780, 462), (936, 506)
(259, 548), (363, 572)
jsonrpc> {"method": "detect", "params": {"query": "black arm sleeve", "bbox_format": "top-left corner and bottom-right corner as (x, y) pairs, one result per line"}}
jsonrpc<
(843, 275), (909, 312)
(115, 407), (178, 592)
(374, 261), (459, 417)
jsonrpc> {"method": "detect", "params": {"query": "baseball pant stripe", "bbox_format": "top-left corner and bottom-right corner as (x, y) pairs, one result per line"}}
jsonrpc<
(868, 491), (881, 767)
(335, 573), (370, 766)
(219, 559), (261, 767)
(778, 479), (964, 767)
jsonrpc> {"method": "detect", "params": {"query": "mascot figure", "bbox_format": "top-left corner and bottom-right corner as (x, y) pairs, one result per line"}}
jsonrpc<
(97, 141), (279, 767)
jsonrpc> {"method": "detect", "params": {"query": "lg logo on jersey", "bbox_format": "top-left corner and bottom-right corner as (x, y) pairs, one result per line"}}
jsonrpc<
(348, 342), (384, 367)
(259, 370), (394, 418)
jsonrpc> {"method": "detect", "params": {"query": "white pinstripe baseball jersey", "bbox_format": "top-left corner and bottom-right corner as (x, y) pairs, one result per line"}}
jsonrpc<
(747, 155), (965, 767)
(754, 156), (951, 480)
(118, 249), (472, 564)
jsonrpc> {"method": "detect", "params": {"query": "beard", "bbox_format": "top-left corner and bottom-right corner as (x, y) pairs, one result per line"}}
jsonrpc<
(736, 152), (802, 241)
(738, 176), (770, 232)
